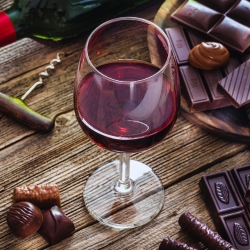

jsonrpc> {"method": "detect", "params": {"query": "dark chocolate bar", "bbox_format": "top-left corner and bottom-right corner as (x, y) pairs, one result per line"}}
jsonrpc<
(166, 26), (231, 112)
(219, 59), (250, 108)
(170, 0), (250, 53)
(199, 164), (250, 249)
(166, 25), (250, 112)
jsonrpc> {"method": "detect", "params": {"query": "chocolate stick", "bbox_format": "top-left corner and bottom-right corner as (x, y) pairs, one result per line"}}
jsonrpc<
(179, 212), (236, 250)
(13, 184), (61, 210)
(159, 236), (198, 250)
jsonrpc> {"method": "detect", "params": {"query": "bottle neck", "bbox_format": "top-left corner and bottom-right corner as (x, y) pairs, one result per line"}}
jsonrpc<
(0, 11), (16, 47)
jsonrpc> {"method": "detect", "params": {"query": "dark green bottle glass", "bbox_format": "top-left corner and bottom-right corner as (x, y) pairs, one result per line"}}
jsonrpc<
(0, 0), (150, 47)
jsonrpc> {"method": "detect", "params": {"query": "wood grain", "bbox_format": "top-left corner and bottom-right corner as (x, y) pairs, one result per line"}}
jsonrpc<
(1, 0), (250, 250)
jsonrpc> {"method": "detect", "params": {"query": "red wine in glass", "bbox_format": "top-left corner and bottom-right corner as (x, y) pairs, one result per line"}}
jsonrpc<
(75, 60), (178, 153)
(74, 17), (180, 229)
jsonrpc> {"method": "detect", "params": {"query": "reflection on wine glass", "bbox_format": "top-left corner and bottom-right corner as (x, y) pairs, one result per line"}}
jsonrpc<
(74, 17), (180, 229)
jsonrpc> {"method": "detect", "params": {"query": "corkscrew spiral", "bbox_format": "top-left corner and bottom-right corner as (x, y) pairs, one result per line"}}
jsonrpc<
(21, 52), (65, 100)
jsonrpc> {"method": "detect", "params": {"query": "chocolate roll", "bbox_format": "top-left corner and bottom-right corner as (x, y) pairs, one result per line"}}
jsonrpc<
(179, 212), (236, 250)
(159, 236), (198, 250)
(39, 205), (75, 245)
(13, 184), (61, 210)
(7, 201), (43, 238)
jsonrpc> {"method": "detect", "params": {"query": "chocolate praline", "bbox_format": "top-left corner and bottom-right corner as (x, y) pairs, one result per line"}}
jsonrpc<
(39, 205), (75, 245)
(7, 201), (43, 238)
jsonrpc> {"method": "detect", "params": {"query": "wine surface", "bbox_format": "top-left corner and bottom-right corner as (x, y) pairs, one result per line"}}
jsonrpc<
(75, 61), (177, 153)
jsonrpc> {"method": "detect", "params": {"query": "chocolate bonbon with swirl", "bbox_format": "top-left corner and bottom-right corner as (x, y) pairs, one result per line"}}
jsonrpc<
(188, 42), (230, 70)
(7, 201), (43, 238)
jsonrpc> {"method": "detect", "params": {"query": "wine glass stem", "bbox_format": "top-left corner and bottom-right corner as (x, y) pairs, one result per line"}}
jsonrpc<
(114, 153), (134, 194)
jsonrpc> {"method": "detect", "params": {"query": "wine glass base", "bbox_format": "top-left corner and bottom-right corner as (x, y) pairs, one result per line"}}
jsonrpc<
(83, 160), (165, 229)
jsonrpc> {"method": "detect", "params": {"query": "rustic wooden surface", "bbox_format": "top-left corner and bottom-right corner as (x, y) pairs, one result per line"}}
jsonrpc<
(154, 0), (250, 143)
(0, 0), (250, 249)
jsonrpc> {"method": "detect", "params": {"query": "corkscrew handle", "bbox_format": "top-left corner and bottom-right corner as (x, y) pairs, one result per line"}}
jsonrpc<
(0, 52), (65, 132)
(0, 92), (54, 132)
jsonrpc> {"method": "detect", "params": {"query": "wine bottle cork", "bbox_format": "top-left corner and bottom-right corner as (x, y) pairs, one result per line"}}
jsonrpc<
(13, 184), (61, 210)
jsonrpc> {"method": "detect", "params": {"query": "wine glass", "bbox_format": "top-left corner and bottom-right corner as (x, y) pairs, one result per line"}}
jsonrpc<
(74, 17), (180, 229)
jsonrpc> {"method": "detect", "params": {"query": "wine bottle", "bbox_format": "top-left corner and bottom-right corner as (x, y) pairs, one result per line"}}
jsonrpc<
(0, 0), (150, 47)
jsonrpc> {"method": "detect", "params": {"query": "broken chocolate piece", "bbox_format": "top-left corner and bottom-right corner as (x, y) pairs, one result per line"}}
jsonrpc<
(219, 59), (250, 108)
(179, 212), (236, 250)
(39, 206), (75, 245)
(179, 65), (230, 112)
(170, 0), (250, 53)
(7, 201), (43, 238)
(13, 184), (61, 210)
(159, 236), (198, 250)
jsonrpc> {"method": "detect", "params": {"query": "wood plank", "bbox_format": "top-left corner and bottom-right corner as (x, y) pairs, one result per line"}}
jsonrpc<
(0, 112), (249, 249)
(1, 1), (250, 250)
(2, 147), (249, 249)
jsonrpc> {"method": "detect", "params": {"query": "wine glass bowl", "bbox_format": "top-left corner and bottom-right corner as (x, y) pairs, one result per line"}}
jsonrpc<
(74, 17), (180, 229)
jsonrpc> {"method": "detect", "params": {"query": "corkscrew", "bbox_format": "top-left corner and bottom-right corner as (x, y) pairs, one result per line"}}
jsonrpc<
(0, 52), (65, 132)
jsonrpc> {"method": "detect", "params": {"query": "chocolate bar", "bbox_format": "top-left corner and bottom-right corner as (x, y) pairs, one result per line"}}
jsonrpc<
(170, 0), (250, 53)
(166, 26), (231, 112)
(219, 59), (250, 108)
(166, 25), (250, 112)
(199, 164), (250, 249)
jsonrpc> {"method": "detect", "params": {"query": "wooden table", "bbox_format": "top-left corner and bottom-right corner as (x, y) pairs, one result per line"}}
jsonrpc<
(0, 0), (250, 249)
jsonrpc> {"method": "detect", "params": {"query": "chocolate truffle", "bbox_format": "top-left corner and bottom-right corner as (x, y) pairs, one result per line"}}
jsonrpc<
(39, 206), (75, 245)
(7, 201), (43, 238)
(188, 42), (229, 70)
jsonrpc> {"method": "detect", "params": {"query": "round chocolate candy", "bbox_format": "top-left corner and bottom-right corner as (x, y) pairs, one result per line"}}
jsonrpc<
(7, 201), (43, 238)
(188, 42), (229, 70)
